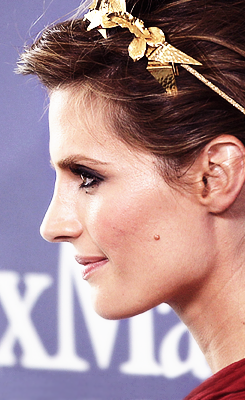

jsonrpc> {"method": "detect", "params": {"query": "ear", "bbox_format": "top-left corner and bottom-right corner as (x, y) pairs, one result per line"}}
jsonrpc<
(195, 135), (245, 214)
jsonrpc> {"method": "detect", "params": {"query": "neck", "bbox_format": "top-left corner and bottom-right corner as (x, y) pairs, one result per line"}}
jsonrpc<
(171, 260), (245, 373)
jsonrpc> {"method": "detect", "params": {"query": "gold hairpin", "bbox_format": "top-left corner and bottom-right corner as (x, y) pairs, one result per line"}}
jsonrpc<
(84, 0), (245, 114)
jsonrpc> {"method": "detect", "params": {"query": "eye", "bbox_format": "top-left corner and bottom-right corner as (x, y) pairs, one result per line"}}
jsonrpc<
(79, 171), (100, 188)
(70, 165), (104, 190)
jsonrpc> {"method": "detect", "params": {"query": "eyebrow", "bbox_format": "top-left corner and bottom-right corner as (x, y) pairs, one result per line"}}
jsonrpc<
(50, 155), (109, 170)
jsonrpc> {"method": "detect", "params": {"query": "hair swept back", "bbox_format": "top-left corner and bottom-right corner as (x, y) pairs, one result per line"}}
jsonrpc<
(17, 0), (245, 179)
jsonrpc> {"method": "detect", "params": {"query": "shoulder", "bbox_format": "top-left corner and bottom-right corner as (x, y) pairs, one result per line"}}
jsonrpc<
(184, 358), (245, 400)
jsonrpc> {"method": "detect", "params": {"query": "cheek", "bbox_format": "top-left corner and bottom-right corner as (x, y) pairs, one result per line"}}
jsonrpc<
(89, 195), (145, 248)
(84, 185), (178, 257)
(86, 185), (164, 252)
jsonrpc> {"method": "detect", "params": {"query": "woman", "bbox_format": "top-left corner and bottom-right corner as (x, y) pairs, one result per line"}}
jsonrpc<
(17, 0), (245, 398)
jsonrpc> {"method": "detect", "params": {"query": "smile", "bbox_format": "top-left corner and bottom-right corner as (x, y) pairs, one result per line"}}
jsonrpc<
(75, 256), (109, 280)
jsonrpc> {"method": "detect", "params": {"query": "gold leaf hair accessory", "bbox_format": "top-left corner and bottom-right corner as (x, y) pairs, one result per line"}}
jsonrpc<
(84, 0), (245, 115)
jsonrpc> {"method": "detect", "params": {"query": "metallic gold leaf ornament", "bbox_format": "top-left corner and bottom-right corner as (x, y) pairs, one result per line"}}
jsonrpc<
(83, 0), (245, 114)
(147, 43), (202, 66)
(84, 0), (126, 36)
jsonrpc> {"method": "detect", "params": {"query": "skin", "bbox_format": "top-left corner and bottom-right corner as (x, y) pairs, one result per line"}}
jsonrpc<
(41, 86), (245, 373)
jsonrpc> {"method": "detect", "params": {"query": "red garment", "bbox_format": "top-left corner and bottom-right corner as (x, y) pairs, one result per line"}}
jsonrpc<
(184, 358), (245, 399)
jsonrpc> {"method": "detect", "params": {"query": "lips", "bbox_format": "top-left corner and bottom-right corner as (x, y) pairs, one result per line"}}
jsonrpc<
(75, 255), (108, 280)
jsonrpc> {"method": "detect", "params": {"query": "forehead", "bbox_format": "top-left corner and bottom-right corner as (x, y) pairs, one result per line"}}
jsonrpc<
(49, 87), (112, 139)
(48, 87), (157, 169)
(49, 87), (119, 151)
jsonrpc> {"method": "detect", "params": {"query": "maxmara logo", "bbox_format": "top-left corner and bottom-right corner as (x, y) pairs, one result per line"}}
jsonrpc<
(0, 243), (210, 379)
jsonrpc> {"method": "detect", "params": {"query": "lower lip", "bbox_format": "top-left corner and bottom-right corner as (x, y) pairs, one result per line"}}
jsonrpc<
(82, 259), (108, 280)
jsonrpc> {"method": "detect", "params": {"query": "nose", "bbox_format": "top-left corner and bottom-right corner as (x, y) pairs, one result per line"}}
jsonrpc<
(40, 186), (83, 243)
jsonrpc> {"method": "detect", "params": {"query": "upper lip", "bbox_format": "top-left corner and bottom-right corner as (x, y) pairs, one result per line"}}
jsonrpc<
(75, 255), (108, 266)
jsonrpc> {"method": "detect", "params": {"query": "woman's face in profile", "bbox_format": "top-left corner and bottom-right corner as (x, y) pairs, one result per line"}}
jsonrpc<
(41, 87), (215, 319)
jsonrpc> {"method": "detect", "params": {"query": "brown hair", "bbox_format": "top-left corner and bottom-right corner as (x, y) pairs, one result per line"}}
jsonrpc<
(17, 0), (245, 180)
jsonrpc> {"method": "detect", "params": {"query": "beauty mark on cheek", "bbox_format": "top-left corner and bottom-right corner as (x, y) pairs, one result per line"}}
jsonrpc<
(154, 235), (161, 241)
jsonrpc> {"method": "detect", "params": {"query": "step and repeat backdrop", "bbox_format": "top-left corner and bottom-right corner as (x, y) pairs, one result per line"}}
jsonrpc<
(0, 1), (210, 399)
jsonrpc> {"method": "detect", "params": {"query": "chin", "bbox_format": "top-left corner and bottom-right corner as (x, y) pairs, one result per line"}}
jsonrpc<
(92, 298), (134, 320)
(91, 290), (153, 320)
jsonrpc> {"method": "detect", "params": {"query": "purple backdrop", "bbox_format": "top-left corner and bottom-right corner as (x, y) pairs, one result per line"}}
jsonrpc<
(0, 1), (210, 399)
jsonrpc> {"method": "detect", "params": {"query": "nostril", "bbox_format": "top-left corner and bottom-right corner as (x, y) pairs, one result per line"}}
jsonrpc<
(52, 235), (74, 243)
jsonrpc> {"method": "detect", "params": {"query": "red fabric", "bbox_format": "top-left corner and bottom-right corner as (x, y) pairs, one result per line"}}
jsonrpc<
(184, 358), (245, 399)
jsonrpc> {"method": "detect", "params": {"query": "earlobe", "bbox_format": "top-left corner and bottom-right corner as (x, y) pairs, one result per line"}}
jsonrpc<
(198, 136), (245, 213)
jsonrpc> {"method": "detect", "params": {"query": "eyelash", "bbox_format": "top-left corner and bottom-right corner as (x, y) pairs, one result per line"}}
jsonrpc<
(70, 166), (104, 190)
